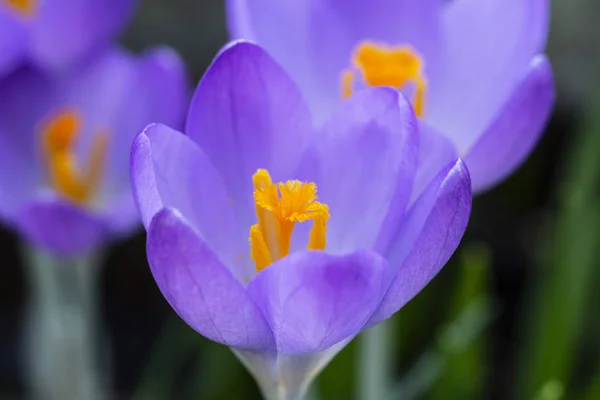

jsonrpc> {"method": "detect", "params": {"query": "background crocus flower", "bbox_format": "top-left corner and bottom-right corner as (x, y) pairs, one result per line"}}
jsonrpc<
(0, 0), (136, 78)
(130, 41), (472, 398)
(227, 0), (556, 192)
(0, 46), (188, 255)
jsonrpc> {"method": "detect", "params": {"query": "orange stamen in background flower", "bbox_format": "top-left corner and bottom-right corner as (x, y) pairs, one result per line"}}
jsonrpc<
(342, 41), (427, 117)
(249, 169), (330, 272)
(3, 0), (36, 16)
(41, 110), (109, 205)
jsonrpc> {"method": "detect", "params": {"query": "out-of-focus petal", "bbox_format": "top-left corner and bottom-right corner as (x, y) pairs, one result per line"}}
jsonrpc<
(56, 47), (188, 201)
(0, 46), (187, 236)
(0, 9), (28, 78)
(298, 88), (418, 253)
(186, 40), (313, 230)
(428, 0), (549, 150)
(147, 207), (275, 350)
(0, 67), (54, 220)
(103, 47), (188, 197)
(368, 159), (471, 326)
(247, 250), (391, 353)
(465, 55), (554, 192)
(131, 124), (251, 281)
(0, 126), (41, 221)
(30, 0), (137, 71)
(411, 122), (457, 204)
(17, 196), (111, 255)
(228, 0), (443, 124)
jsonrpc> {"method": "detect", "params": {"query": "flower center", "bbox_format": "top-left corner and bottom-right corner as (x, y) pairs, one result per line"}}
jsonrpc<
(342, 41), (427, 117)
(249, 169), (330, 272)
(3, 0), (36, 16)
(40, 110), (109, 206)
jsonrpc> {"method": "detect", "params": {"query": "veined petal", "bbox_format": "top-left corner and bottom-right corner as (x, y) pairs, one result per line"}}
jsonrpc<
(428, 0), (549, 151)
(247, 250), (391, 354)
(465, 55), (554, 192)
(298, 88), (418, 253)
(147, 207), (275, 350)
(368, 159), (471, 326)
(186, 40), (313, 232)
(30, 0), (137, 71)
(17, 196), (111, 255)
(131, 124), (251, 281)
(412, 121), (457, 204)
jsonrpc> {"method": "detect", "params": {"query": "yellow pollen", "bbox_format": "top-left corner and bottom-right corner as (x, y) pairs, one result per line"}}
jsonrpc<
(342, 41), (427, 117)
(41, 110), (109, 206)
(4, 0), (36, 16)
(249, 169), (330, 272)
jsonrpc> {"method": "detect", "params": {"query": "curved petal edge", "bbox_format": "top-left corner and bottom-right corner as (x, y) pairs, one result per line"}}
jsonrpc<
(465, 54), (555, 192)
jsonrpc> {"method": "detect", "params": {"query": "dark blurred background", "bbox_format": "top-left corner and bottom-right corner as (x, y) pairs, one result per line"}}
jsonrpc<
(2, 0), (600, 399)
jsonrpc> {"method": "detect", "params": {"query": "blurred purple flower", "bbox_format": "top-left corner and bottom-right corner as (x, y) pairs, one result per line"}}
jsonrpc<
(130, 41), (471, 396)
(227, 0), (555, 192)
(0, 0), (136, 78)
(0, 46), (188, 255)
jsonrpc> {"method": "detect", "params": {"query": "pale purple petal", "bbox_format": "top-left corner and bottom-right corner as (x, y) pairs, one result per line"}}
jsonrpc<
(247, 250), (391, 353)
(147, 207), (275, 350)
(0, 8), (28, 78)
(227, 0), (442, 123)
(465, 55), (554, 192)
(428, 0), (549, 151)
(411, 122), (457, 204)
(102, 47), (189, 206)
(30, 0), (137, 71)
(368, 159), (471, 326)
(0, 47), (187, 237)
(186, 41), (313, 231)
(298, 88), (418, 253)
(56, 46), (188, 204)
(131, 124), (251, 281)
(17, 196), (111, 255)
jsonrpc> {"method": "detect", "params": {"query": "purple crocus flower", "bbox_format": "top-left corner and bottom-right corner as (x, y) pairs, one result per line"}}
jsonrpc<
(0, 46), (188, 255)
(0, 0), (136, 78)
(130, 41), (471, 398)
(226, 0), (555, 192)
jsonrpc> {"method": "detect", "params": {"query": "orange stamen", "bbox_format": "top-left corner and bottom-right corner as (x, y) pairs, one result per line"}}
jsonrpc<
(41, 110), (109, 205)
(342, 41), (427, 117)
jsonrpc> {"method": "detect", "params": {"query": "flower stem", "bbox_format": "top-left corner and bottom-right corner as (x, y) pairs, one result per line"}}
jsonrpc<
(357, 319), (397, 400)
(22, 245), (107, 400)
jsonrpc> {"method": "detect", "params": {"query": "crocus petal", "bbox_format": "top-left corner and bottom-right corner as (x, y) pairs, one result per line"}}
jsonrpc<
(186, 40), (313, 230)
(17, 197), (111, 255)
(227, 0), (442, 123)
(131, 124), (251, 281)
(411, 122), (457, 204)
(55, 46), (187, 207)
(102, 46), (188, 201)
(465, 55), (554, 192)
(0, 67), (53, 220)
(0, 9), (28, 78)
(428, 0), (549, 150)
(147, 207), (275, 350)
(30, 0), (137, 71)
(368, 159), (471, 326)
(247, 250), (391, 353)
(299, 88), (418, 253)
